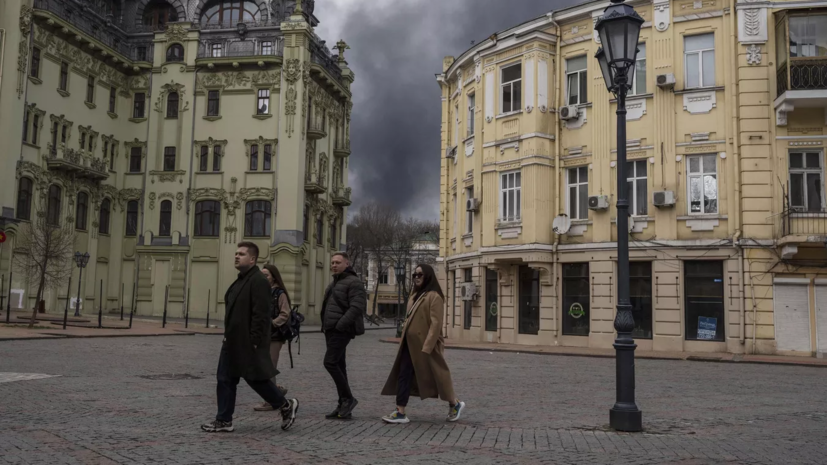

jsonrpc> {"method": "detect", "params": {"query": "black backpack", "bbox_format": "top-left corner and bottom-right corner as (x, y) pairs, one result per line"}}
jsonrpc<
(272, 289), (305, 368)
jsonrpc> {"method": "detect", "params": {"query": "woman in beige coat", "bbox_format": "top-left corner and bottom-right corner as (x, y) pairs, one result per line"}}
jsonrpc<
(380, 264), (465, 424)
(254, 264), (291, 411)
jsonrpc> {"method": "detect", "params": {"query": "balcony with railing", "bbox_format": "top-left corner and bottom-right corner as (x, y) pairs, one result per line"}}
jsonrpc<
(196, 38), (284, 61)
(33, 0), (132, 57)
(774, 13), (827, 124)
(331, 186), (352, 207)
(334, 139), (351, 158)
(45, 145), (108, 181)
(309, 34), (344, 83)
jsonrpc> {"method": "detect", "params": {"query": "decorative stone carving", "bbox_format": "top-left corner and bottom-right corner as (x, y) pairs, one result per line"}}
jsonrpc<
(683, 91), (717, 114)
(148, 192), (157, 210)
(626, 98), (647, 121)
(117, 189), (143, 211)
(150, 170), (186, 184)
(746, 44), (761, 65)
(484, 67), (495, 123)
(165, 23), (189, 43)
(776, 102), (793, 126)
(654, 0), (670, 32)
(17, 5), (33, 98)
(123, 139), (147, 160)
(737, 1), (767, 44)
(154, 81), (189, 114)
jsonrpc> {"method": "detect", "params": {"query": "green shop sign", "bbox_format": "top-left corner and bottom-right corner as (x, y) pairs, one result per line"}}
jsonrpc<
(568, 302), (585, 319)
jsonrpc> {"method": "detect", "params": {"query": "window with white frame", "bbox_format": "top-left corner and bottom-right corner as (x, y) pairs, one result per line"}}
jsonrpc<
(211, 43), (222, 58)
(500, 63), (522, 114)
(789, 151), (824, 212)
(261, 41), (273, 55)
(627, 160), (648, 216)
(467, 93), (475, 137)
(684, 33), (715, 89)
(379, 269), (389, 285)
(500, 171), (521, 222)
(466, 186), (474, 234)
(566, 56), (588, 105)
(454, 103), (459, 146)
(630, 43), (646, 96)
(567, 166), (589, 220)
(687, 154), (718, 214)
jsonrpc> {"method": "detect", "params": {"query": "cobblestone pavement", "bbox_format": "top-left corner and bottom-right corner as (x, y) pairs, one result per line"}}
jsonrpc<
(1, 330), (825, 464)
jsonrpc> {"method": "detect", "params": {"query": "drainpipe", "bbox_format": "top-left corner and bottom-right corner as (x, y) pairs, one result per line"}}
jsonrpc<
(552, 16), (562, 341)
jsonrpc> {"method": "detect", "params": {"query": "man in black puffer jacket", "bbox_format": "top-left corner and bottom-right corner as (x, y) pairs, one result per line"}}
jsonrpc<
(321, 252), (366, 420)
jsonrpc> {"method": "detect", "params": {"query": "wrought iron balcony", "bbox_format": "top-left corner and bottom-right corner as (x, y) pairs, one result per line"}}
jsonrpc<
(779, 207), (827, 238)
(777, 59), (827, 96)
(331, 186), (352, 206)
(309, 35), (343, 81)
(196, 39), (284, 60)
(45, 145), (108, 181)
(33, 0), (131, 57)
(333, 140), (351, 158)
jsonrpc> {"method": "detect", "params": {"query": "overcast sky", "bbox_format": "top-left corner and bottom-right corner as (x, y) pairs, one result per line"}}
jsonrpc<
(314, 0), (580, 221)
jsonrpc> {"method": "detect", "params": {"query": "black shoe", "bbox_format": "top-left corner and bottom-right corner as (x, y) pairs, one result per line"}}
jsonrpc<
(338, 398), (358, 418)
(201, 420), (234, 433)
(325, 400), (342, 419)
(280, 398), (298, 431)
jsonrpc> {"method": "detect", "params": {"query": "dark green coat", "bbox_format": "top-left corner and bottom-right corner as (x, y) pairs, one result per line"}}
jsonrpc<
(222, 266), (276, 380)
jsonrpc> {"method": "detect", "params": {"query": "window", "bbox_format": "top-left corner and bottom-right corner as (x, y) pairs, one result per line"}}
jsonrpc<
(32, 114), (39, 145)
(59, 62), (69, 91)
(245, 200), (271, 237)
(687, 154), (718, 214)
(379, 270), (389, 285)
(47, 185), (62, 226)
(129, 146), (142, 172)
(789, 151), (824, 212)
(467, 93), (475, 136)
(51, 122), (58, 152)
(207, 90), (220, 116)
(261, 41), (273, 55)
(263, 144), (272, 171)
(200, 145), (209, 172)
(316, 216), (324, 245)
(630, 43), (646, 96)
(684, 261), (724, 342)
(629, 262), (653, 339)
(30, 47), (40, 78)
(463, 268), (473, 330)
(109, 86), (117, 113)
(200, 1), (262, 27)
(567, 166), (589, 220)
(23, 110), (29, 143)
(143, 0), (178, 30)
(163, 147), (176, 171)
(566, 56), (588, 105)
(86, 76), (95, 104)
(61, 125), (67, 144)
(500, 63), (522, 114)
(302, 205), (309, 241)
(257, 89), (270, 115)
(194, 200), (221, 236)
(133, 93), (146, 118)
(87, 132), (94, 151)
(520, 266), (543, 335)
(167, 92), (179, 118)
(136, 46), (148, 62)
(213, 145), (222, 171)
(485, 268), (498, 332)
(210, 43), (222, 58)
(684, 33), (714, 89)
(627, 160), (648, 216)
(453, 103), (459, 146)
(99, 199), (111, 235)
(562, 263), (590, 336)
(126, 200), (139, 236)
(250, 144), (258, 171)
(788, 15), (827, 58)
(330, 218), (337, 249)
(16, 178), (33, 221)
(500, 171), (521, 222)
(159, 200), (172, 236)
(109, 142), (116, 170)
(75, 193), (89, 230)
(465, 186), (474, 234)
(166, 44), (184, 62)
(80, 132), (87, 151)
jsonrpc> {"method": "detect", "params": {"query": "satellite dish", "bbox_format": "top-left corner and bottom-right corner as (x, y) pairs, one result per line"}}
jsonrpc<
(552, 215), (571, 235)
(629, 215), (636, 233)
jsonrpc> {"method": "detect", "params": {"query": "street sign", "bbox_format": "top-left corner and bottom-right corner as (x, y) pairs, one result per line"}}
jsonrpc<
(0, 231), (6, 243)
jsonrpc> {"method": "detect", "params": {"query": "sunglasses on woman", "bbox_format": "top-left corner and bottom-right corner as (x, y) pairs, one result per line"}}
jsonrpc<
(412, 273), (424, 278)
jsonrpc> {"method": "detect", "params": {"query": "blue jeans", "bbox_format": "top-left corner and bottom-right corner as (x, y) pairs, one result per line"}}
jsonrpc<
(216, 346), (287, 422)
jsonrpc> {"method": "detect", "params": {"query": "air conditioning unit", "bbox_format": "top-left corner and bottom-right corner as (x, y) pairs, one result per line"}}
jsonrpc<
(588, 195), (609, 210)
(656, 73), (676, 89)
(466, 198), (480, 212)
(460, 282), (478, 301)
(653, 190), (676, 208)
(559, 105), (580, 121)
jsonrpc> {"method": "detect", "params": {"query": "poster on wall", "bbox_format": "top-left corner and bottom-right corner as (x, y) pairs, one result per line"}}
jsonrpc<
(697, 316), (718, 340)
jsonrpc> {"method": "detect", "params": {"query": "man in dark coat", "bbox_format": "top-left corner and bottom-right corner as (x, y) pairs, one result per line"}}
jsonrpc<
(201, 242), (299, 433)
(321, 252), (366, 420)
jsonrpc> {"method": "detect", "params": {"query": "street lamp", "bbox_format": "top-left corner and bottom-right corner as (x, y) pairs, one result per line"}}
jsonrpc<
(594, 0), (644, 433)
(394, 263), (405, 337)
(73, 252), (90, 317)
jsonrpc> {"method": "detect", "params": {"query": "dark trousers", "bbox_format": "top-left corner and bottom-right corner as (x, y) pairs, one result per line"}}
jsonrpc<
(216, 347), (287, 422)
(323, 330), (353, 401)
(396, 341), (415, 407)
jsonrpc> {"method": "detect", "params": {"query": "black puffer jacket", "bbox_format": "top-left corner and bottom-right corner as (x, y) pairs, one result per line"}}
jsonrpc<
(320, 267), (366, 336)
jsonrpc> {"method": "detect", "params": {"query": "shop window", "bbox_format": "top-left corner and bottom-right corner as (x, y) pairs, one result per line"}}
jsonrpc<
(518, 265), (539, 335)
(485, 268), (498, 332)
(629, 262), (653, 339)
(684, 261), (725, 342)
(562, 263), (590, 336)
(463, 268), (473, 330)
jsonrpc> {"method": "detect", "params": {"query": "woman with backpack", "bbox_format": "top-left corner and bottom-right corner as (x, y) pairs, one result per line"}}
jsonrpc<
(255, 264), (292, 411)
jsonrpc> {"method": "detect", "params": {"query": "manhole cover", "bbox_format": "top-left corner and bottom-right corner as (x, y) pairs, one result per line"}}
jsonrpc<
(140, 373), (202, 381)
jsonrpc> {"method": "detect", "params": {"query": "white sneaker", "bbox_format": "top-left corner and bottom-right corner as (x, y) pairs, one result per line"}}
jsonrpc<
(447, 401), (465, 422)
(382, 409), (410, 424)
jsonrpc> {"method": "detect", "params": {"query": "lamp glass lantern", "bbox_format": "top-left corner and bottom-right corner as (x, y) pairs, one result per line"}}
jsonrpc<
(594, 0), (644, 92)
(394, 263), (405, 280)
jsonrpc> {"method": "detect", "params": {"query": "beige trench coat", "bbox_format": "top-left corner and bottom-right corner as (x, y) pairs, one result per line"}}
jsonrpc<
(381, 291), (456, 402)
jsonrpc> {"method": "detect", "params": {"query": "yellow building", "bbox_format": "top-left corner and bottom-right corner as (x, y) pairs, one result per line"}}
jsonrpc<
(0, 0), (353, 324)
(438, 0), (827, 357)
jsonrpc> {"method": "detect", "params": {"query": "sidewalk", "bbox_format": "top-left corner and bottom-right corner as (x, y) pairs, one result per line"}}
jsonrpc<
(380, 337), (827, 368)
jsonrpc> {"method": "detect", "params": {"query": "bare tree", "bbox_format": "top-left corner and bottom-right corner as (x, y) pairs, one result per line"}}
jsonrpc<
(385, 218), (440, 303)
(347, 202), (399, 316)
(13, 217), (76, 328)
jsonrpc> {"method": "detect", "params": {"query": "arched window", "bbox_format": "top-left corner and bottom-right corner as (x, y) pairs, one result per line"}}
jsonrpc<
(126, 200), (139, 237)
(201, 1), (262, 27)
(167, 92), (179, 118)
(195, 200), (221, 237)
(166, 44), (184, 62)
(316, 215), (323, 245)
(143, 0), (178, 30)
(245, 200), (271, 237)
(16, 178), (33, 220)
(99, 199), (111, 235)
(76, 192), (89, 230)
(47, 185), (62, 226)
(159, 200), (172, 236)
